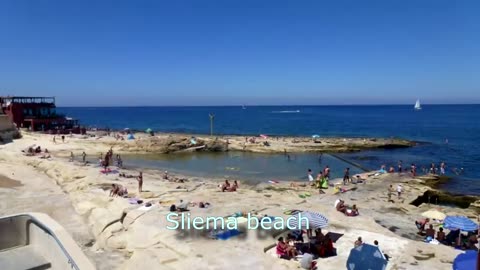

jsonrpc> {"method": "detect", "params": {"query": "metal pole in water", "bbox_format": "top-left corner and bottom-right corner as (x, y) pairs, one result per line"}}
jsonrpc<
(209, 113), (215, 136)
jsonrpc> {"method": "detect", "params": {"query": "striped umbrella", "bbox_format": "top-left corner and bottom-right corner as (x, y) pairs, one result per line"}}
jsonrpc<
(287, 211), (328, 230)
(444, 216), (478, 232)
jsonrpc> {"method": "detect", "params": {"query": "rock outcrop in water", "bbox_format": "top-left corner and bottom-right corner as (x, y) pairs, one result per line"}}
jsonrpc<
(103, 133), (414, 154)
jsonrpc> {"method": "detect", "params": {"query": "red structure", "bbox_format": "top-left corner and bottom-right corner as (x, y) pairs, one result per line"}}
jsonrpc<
(0, 96), (83, 134)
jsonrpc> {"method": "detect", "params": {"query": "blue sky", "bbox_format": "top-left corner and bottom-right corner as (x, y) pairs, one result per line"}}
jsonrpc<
(0, 0), (478, 106)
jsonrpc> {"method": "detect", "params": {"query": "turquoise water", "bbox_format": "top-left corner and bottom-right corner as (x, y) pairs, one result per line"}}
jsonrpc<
(124, 152), (361, 184)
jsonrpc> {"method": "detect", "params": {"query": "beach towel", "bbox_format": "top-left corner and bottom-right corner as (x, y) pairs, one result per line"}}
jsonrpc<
(137, 204), (154, 211)
(128, 198), (143, 205)
(284, 209), (302, 215)
(325, 232), (344, 243)
(100, 168), (112, 173)
(231, 212), (243, 218)
(261, 216), (279, 222)
(298, 192), (311, 198)
(268, 180), (280, 184)
(215, 229), (242, 240)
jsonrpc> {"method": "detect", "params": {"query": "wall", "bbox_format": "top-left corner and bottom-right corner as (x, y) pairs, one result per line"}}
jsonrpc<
(0, 114), (19, 142)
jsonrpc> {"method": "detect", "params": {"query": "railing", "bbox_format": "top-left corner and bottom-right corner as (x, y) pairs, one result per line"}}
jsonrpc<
(0, 213), (86, 270)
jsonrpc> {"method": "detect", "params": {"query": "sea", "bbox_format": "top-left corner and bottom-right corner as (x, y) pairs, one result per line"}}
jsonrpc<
(58, 105), (480, 195)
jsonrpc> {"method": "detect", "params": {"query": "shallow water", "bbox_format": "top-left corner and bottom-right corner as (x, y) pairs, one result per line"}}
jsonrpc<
(123, 152), (362, 184)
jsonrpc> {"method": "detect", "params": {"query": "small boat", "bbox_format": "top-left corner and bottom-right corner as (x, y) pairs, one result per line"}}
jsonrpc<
(242, 104), (246, 109)
(414, 99), (422, 110)
(0, 212), (95, 269)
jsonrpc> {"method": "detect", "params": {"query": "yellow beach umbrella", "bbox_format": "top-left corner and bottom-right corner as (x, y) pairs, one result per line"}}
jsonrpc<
(421, 209), (446, 220)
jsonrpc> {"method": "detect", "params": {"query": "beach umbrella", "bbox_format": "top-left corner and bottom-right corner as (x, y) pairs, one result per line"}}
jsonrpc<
(421, 209), (447, 221)
(444, 216), (478, 232)
(287, 211), (328, 230)
(347, 244), (388, 270)
(453, 250), (478, 270)
(145, 128), (152, 133)
(312, 134), (320, 138)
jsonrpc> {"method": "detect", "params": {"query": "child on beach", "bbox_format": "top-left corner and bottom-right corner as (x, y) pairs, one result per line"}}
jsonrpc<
(137, 172), (143, 193)
(397, 184), (403, 199)
(307, 169), (314, 183)
(387, 185), (395, 202)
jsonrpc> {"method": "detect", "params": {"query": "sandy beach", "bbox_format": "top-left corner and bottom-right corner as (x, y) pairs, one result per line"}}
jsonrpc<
(0, 132), (478, 270)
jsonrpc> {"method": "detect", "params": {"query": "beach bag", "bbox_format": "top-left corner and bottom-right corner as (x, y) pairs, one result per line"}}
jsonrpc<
(169, 204), (176, 212)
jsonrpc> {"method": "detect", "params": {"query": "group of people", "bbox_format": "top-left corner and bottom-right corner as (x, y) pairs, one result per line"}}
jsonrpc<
(276, 228), (336, 267)
(335, 199), (359, 217)
(415, 218), (479, 249)
(52, 135), (66, 144)
(109, 183), (128, 197)
(387, 184), (403, 202)
(381, 160), (454, 177)
(24, 145), (50, 159)
(307, 166), (331, 191)
(220, 180), (239, 192)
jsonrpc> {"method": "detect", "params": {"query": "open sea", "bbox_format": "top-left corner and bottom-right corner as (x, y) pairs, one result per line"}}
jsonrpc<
(58, 105), (480, 195)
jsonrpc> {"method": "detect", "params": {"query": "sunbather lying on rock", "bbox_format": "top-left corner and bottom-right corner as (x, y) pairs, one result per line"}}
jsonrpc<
(220, 180), (230, 191)
(345, 204), (359, 216)
(119, 173), (135, 178)
(110, 184), (127, 197)
(226, 180), (239, 192)
(335, 199), (347, 214)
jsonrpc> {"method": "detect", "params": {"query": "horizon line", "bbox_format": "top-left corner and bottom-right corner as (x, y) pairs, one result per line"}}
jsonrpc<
(57, 103), (480, 108)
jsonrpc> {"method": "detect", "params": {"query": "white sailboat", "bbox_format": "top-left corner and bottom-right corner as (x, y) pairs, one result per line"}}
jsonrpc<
(414, 99), (422, 110)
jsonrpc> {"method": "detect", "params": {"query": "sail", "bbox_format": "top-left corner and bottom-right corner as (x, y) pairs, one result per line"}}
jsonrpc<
(414, 99), (421, 110)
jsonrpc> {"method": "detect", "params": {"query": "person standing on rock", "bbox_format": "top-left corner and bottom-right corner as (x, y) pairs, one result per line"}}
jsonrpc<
(82, 152), (86, 163)
(387, 185), (395, 202)
(396, 184), (403, 199)
(137, 171), (143, 194)
(324, 165), (330, 179)
(397, 160), (402, 174)
(343, 168), (350, 185)
(440, 162), (446, 175)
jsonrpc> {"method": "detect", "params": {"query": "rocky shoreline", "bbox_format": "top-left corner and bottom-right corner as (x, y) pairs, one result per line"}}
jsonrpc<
(1, 132), (478, 270)
(73, 131), (416, 154)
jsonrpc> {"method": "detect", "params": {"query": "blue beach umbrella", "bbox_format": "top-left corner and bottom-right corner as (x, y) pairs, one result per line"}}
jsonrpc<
(453, 250), (478, 270)
(444, 216), (478, 232)
(347, 244), (388, 270)
(287, 211), (328, 230)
